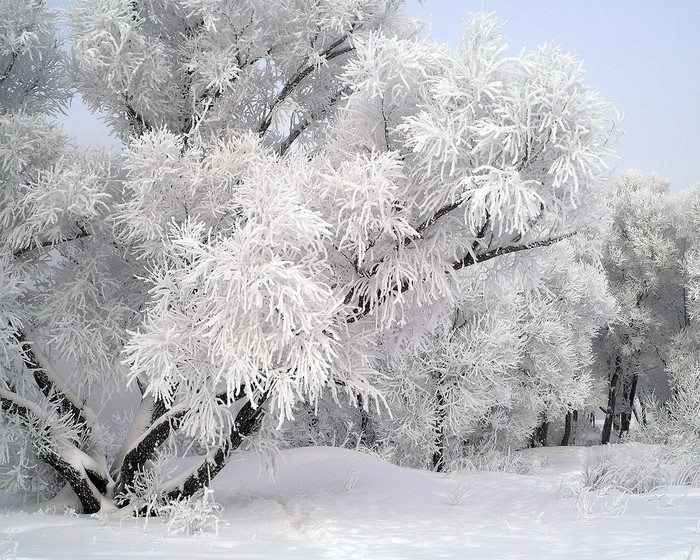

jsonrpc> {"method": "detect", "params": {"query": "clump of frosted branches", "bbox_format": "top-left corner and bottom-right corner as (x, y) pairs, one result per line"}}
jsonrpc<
(161, 487), (223, 537)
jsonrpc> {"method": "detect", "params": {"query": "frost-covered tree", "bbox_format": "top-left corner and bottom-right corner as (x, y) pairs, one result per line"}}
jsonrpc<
(653, 184), (700, 440)
(1, 2), (617, 514)
(286, 238), (615, 469)
(595, 172), (685, 443)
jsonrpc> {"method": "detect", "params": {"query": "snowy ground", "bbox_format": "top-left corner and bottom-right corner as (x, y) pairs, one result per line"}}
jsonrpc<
(2, 445), (700, 559)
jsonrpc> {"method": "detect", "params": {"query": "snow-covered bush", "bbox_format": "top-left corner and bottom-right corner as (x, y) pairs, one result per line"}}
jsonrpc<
(582, 442), (700, 493)
(161, 488), (223, 537)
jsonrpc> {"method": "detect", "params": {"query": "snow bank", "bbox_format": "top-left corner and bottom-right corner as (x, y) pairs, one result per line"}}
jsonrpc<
(1, 445), (699, 559)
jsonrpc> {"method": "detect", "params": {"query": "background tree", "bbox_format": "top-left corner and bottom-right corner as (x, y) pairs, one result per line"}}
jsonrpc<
(1, 2), (617, 514)
(285, 238), (615, 469)
(651, 184), (700, 440)
(595, 172), (685, 444)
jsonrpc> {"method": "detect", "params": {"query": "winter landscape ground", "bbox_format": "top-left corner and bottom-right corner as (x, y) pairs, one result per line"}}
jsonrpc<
(2, 444), (699, 560)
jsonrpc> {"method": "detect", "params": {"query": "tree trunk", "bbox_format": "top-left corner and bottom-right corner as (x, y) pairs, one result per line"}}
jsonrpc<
(561, 410), (574, 446)
(602, 354), (622, 444)
(356, 394), (375, 448)
(163, 397), (265, 502)
(531, 413), (549, 447)
(619, 373), (639, 436)
(432, 388), (446, 472)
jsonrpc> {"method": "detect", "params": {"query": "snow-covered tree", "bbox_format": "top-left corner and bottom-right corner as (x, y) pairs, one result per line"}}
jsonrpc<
(651, 184), (700, 440)
(1, 2), (617, 514)
(595, 172), (685, 443)
(286, 238), (615, 469)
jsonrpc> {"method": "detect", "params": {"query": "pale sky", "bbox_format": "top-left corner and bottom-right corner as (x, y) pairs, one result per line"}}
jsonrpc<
(406, 0), (700, 193)
(54, 0), (699, 192)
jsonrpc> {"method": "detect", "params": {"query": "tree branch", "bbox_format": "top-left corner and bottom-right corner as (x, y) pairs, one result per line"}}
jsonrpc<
(162, 396), (266, 502)
(344, 229), (576, 324)
(0, 385), (107, 512)
(13, 329), (108, 470)
(12, 222), (90, 259)
(258, 40), (355, 137)
(278, 84), (352, 156)
(452, 231), (577, 271)
(114, 404), (186, 501)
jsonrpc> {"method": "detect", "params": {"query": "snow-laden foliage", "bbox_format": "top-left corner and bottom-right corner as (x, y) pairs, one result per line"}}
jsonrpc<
(647, 184), (700, 440)
(119, 131), (378, 442)
(67, 0), (413, 146)
(2, 2), (619, 514)
(0, 0), (68, 115)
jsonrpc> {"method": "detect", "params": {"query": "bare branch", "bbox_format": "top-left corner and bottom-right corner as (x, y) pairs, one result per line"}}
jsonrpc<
(12, 222), (90, 259)
(452, 231), (578, 271)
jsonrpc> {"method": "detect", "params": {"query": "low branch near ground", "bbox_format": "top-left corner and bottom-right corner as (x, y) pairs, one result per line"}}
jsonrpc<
(13, 329), (105, 465)
(0, 386), (107, 512)
(162, 397), (266, 502)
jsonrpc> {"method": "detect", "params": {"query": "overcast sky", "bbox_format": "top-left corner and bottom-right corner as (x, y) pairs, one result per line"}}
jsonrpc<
(55, 0), (699, 192)
(406, 0), (700, 192)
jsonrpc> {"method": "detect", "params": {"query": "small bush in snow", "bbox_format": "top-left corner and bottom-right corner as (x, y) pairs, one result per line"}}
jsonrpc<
(582, 443), (700, 493)
(160, 487), (223, 537)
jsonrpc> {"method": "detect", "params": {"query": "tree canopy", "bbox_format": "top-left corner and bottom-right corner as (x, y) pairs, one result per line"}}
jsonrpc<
(0, 0), (629, 515)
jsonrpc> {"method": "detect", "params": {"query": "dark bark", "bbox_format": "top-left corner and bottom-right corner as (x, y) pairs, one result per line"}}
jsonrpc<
(13, 331), (89, 432)
(432, 388), (447, 472)
(561, 410), (573, 446)
(619, 373), (639, 436)
(5, 331), (111, 505)
(602, 354), (622, 444)
(356, 394), (375, 448)
(0, 388), (104, 513)
(45, 452), (104, 514)
(163, 397), (265, 502)
(531, 414), (549, 447)
(114, 409), (186, 501)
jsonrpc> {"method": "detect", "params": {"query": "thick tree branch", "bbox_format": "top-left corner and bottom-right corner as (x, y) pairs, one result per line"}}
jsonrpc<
(15, 331), (88, 431)
(0, 386), (107, 512)
(162, 396), (266, 502)
(114, 404), (186, 500)
(114, 388), (242, 501)
(13, 329), (108, 471)
(258, 40), (355, 137)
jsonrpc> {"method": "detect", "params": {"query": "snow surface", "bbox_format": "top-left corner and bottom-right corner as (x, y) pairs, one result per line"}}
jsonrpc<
(2, 445), (699, 559)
